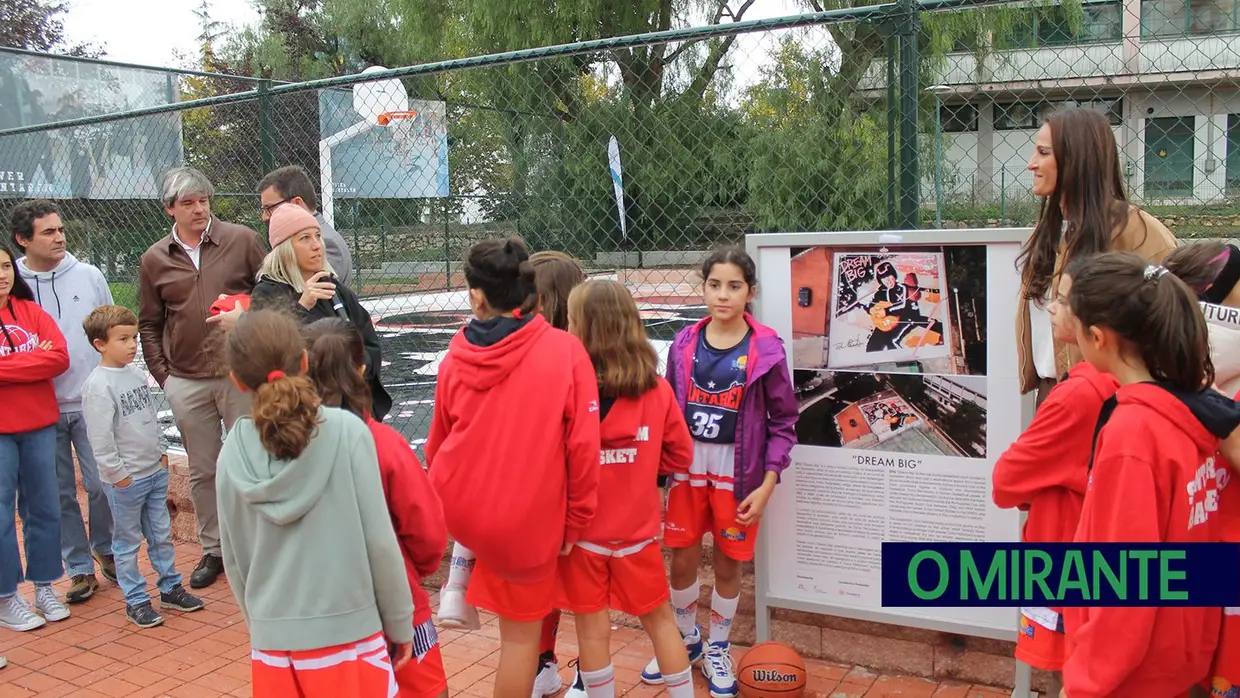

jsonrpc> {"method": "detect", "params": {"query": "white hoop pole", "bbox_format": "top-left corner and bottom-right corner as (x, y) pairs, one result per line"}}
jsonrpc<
(319, 119), (380, 228)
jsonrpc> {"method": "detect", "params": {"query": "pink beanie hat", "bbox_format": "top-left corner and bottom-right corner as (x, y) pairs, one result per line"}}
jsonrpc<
(268, 204), (319, 249)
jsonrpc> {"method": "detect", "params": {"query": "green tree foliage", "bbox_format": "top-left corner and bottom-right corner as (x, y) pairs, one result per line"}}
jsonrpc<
(0, 0), (103, 56)
(195, 0), (1070, 254)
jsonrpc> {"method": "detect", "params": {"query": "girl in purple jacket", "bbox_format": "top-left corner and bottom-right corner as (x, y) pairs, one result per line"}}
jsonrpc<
(640, 246), (798, 697)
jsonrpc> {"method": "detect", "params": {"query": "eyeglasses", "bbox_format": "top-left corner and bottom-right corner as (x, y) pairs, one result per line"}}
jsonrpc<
(260, 198), (292, 215)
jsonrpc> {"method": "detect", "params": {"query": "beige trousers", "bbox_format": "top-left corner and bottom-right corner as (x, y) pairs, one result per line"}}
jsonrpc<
(163, 375), (250, 557)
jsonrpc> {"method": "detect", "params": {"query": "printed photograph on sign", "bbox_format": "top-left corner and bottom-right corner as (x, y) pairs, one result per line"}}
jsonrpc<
(794, 370), (987, 458)
(0, 52), (184, 199)
(789, 245), (986, 375)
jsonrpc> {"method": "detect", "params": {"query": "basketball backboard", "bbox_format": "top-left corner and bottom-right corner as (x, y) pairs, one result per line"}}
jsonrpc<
(352, 66), (409, 124)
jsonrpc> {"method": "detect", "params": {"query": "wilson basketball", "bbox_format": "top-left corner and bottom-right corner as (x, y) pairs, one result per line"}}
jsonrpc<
(737, 641), (807, 697)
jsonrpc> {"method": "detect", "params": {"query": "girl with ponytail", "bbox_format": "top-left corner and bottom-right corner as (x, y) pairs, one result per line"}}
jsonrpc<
(1162, 242), (1240, 698)
(425, 237), (600, 698)
(216, 309), (416, 697)
(436, 249), (588, 697)
(303, 318), (450, 698)
(1059, 252), (1240, 698)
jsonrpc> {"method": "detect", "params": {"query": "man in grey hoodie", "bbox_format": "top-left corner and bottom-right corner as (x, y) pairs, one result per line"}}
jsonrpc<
(10, 200), (117, 604)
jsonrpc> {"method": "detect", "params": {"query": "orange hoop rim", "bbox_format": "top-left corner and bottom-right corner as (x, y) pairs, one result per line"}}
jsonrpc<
(377, 110), (419, 125)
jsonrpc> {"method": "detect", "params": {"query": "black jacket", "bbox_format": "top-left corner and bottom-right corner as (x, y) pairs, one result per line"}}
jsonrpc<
(250, 276), (393, 422)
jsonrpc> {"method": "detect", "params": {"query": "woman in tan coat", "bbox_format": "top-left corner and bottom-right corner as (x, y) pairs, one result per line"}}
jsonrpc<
(1017, 106), (1178, 405)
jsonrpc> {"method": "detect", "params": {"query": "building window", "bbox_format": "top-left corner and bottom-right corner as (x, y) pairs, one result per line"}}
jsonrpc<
(1226, 115), (1240, 193)
(940, 104), (978, 132)
(997, 0), (1123, 47)
(1145, 116), (1196, 197)
(1142, 0), (1240, 37)
(995, 102), (1040, 130)
(994, 98), (1123, 130)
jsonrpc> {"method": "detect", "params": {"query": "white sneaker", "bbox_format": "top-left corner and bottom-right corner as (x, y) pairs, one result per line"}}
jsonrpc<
(562, 666), (585, 698)
(532, 656), (563, 697)
(435, 587), (480, 630)
(641, 625), (704, 684)
(0, 594), (46, 631)
(702, 642), (738, 698)
(33, 586), (70, 622)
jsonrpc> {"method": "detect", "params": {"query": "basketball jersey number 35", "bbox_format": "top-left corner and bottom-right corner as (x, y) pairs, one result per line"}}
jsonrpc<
(686, 331), (750, 444)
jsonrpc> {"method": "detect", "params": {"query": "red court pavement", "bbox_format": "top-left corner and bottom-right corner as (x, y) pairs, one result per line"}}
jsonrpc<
(0, 542), (1015, 697)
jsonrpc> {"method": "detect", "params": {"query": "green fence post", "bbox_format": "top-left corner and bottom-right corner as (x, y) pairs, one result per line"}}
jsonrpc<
(897, 0), (921, 229)
(1000, 170), (1006, 223)
(444, 199), (451, 290)
(887, 34), (897, 229)
(258, 79), (276, 174)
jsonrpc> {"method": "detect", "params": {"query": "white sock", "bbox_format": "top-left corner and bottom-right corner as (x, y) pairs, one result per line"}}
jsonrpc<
(709, 589), (738, 645)
(663, 667), (694, 698)
(581, 665), (615, 698)
(669, 580), (700, 638)
(443, 543), (475, 591)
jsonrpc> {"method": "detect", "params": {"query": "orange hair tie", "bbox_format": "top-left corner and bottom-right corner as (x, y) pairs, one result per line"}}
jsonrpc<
(267, 370), (286, 383)
(512, 308), (523, 319)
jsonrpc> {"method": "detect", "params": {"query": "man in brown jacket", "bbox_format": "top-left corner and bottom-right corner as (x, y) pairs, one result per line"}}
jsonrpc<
(137, 167), (266, 589)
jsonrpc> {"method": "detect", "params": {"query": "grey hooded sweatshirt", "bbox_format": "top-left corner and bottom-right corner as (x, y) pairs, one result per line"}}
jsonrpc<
(216, 406), (414, 651)
(17, 252), (113, 413)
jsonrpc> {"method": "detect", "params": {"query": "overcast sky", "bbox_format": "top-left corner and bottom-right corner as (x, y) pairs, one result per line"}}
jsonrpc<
(60, 0), (813, 76)
(61, 0), (260, 69)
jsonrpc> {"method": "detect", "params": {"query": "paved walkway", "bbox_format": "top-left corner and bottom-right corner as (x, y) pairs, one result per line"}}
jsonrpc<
(0, 543), (1015, 697)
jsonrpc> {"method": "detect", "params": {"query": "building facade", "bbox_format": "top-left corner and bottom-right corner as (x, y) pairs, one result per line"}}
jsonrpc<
(877, 0), (1240, 206)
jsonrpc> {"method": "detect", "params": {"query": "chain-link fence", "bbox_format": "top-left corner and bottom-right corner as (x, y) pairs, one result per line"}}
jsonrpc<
(1, 0), (1238, 451)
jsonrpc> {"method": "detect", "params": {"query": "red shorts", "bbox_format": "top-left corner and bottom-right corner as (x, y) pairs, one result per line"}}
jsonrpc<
(251, 632), (396, 698)
(466, 559), (557, 623)
(394, 619), (447, 698)
(1015, 614), (1066, 672)
(663, 481), (758, 561)
(1200, 608), (1240, 697)
(555, 540), (670, 617)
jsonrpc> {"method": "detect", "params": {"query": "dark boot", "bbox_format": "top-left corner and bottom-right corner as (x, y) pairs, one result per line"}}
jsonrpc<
(189, 554), (224, 589)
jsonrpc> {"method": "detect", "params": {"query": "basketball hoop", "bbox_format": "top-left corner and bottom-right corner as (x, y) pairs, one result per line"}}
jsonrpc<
(377, 110), (418, 126)
(322, 67), (425, 226)
(377, 110), (420, 168)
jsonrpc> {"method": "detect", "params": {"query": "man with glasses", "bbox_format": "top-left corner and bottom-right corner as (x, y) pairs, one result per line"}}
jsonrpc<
(256, 165), (353, 287)
(10, 200), (116, 606)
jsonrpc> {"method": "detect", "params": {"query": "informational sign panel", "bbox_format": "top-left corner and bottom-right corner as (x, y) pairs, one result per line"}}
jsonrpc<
(749, 229), (1035, 678)
(0, 50), (184, 199)
(319, 88), (449, 199)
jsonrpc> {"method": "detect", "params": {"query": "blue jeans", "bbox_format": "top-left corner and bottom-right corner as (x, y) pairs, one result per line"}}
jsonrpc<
(0, 426), (64, 595)
(105, 468), (180, 607)
(56, 411), (113, 576)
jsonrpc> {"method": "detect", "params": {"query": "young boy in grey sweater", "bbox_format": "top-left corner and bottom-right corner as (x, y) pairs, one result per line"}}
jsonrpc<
(80, 305), (205, 628)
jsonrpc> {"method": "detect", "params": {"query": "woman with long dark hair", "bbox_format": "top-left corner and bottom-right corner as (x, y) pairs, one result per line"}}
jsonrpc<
(1016, 106), (1177, 405)
(0, 240), (71, 635)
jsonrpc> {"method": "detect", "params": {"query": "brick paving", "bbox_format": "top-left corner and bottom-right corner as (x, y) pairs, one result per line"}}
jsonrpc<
(0, 542), (1017, 698)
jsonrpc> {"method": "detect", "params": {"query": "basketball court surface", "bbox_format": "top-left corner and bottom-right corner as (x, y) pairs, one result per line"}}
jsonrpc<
(147, 269), (708, 455)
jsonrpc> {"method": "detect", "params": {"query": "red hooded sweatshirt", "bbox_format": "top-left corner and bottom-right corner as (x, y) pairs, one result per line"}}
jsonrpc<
(368, 418), (448, 627)
(425, 313), (600, 584)
(0, 298), (69, 434)
(583, 377), (693, 547)
(1063, 382), (1240, 698)
(993, 362), (1119, 541)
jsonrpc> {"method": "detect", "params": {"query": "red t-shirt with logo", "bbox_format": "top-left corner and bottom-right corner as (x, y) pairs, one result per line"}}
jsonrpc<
(0, 298), (69, 434)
